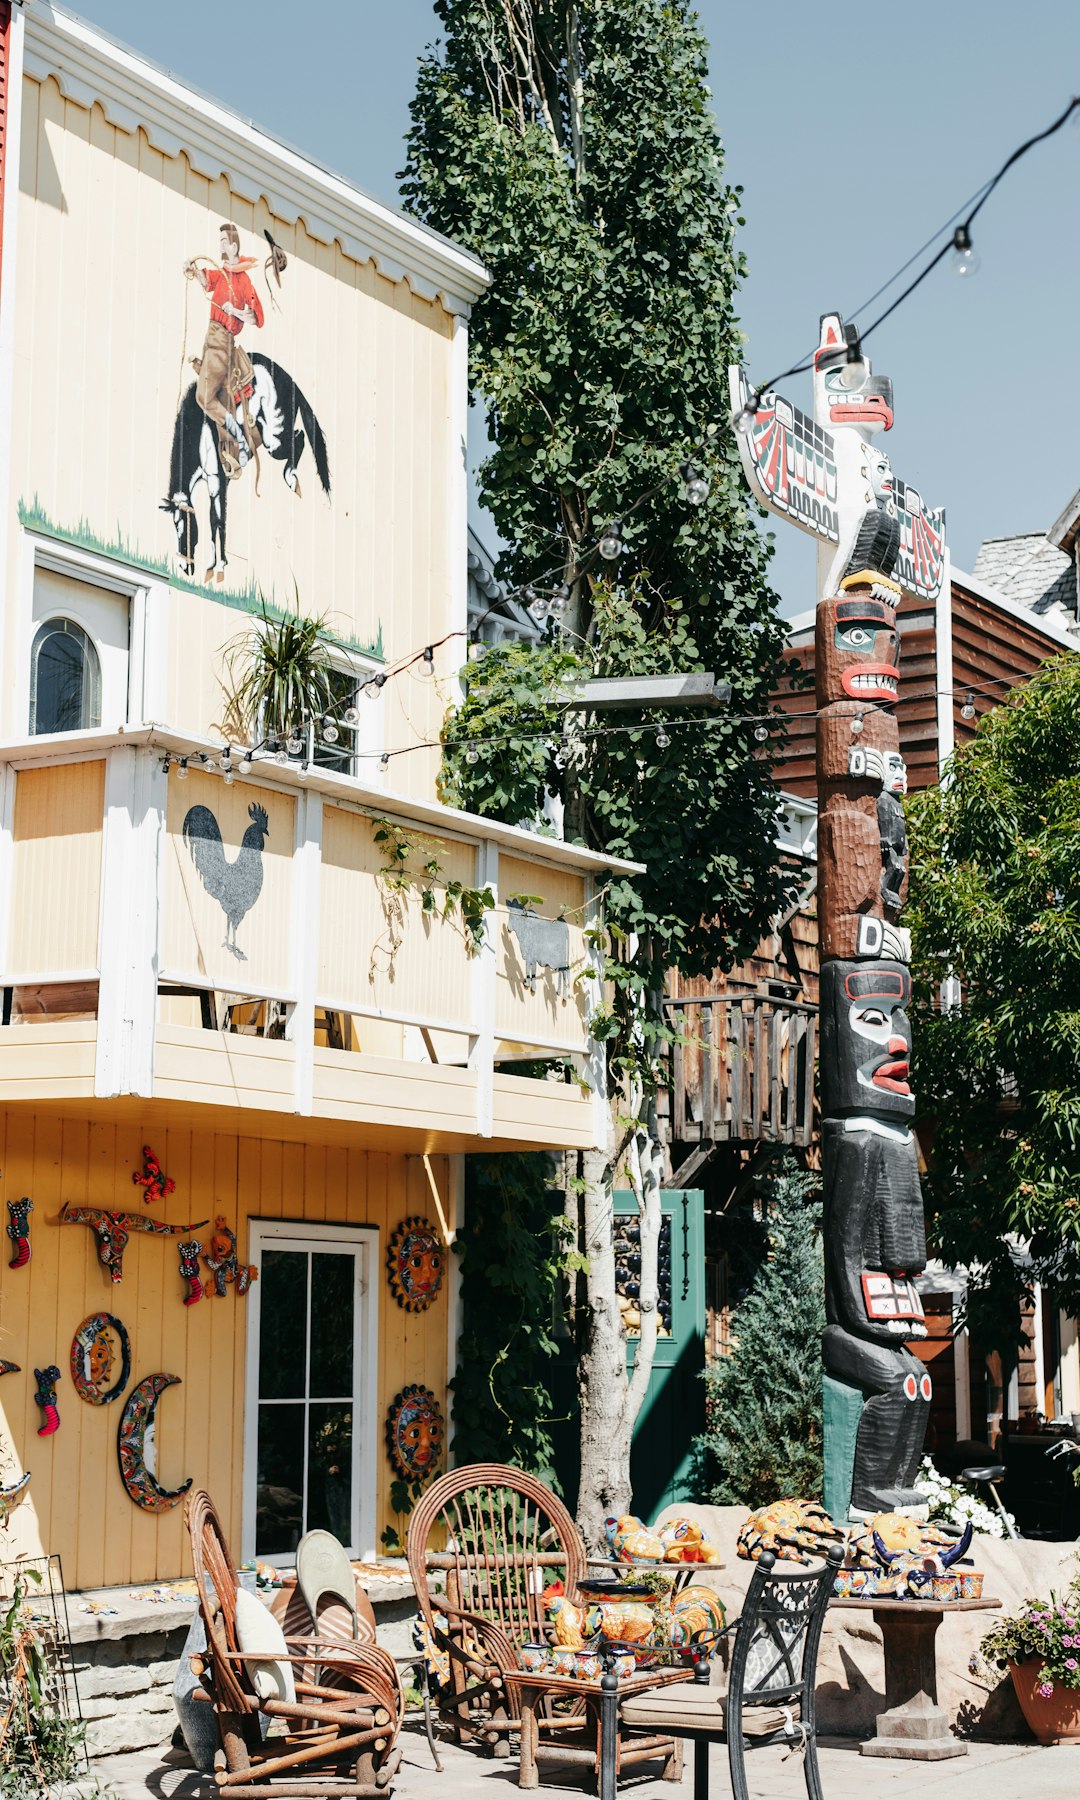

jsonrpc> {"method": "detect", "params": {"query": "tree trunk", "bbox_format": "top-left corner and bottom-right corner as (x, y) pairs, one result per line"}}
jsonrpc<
(574, 1087), (665, 1552)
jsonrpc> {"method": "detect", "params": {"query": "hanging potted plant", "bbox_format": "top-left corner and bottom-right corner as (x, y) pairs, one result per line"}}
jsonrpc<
(976, 1585), (1080, 1744)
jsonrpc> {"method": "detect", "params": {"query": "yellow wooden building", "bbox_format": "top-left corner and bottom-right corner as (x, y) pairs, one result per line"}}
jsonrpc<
(0, 3), (625, 1591)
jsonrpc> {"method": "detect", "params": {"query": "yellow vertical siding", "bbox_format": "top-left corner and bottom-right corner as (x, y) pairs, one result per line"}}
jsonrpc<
(0, 1114), (451, 1588)
(7, 760), (105, 976)
(13, 76), (458, 806)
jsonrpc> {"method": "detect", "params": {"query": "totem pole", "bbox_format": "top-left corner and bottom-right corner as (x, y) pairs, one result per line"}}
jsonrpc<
(730, 316), (947, 1518)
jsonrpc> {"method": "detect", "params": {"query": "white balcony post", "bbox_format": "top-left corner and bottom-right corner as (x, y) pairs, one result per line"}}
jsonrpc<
(95, 745), (166, 1097)
(470, 839), (497, 1136)
(289, 787), (322, 1114)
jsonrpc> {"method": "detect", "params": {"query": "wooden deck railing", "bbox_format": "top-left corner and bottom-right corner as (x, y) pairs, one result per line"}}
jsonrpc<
(660, 992), (816, 1149)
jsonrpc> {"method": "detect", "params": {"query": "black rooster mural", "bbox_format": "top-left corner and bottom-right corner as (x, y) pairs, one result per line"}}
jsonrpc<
(182, 802), (269, 961)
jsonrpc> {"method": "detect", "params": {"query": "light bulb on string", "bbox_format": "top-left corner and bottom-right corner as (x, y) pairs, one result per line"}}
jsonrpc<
(219, 746), (233, 774)
(961, 692), (976, 720)
(679, 462), (709, 507)
(551, 583), (571, 612)
(364, 673), (387, 701)
(379, 753), (390, 771)
(655, 728), (671, 750)
(732, 398), (758, 438)
(421, 646), (435, 677)
(465, 743), (480, 765)
(322, 716), (340, 744)
(238, 753), (252, 775)
(343, 705), (360, 727)
(468, 642), (487, 661)
(297, 761), (308, 783)
(176, 757), (189, 780)
(286, 729), (304, 756)
(598, 522), (623, 562)
(754, 722), (769, 743)
(222, 765), (235, 786)
(950, 225), (980, 278)
(851, 712), (865, 736)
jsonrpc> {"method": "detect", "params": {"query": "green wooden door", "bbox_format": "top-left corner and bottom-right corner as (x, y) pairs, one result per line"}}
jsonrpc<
(615, 1188), (705, 1518)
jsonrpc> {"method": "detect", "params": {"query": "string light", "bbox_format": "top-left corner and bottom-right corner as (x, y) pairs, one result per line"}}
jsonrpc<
(421, 646), (435, 677)
(597, 522), (623, 562)
(655, 728), (671, 749)
(286, 729), (304, 756)
(379, 752), (390, 771)
(237, 753), (252, 775)
(222, 764), (235, 786)
(950, 224), (980, 278)
(297, 760), (308, 783)
(176, 756), (188, 780)
(322, 715), (340, 744)
(754, 722), (769, 743)
(343, 705), (361, 726)
(363, 673), (387, 701)
(465, 742), (480, 764)
(851, 712), (865, 736)
(961, 692), (976, 719)
(680, 462), (709, 507)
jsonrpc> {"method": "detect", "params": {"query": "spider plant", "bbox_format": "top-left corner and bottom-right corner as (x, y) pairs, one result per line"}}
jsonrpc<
(219, 598), (339, 748)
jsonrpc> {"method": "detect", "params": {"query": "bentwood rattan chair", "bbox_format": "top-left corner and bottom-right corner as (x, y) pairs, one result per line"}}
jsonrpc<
(406, 1461), (587, 1754)
(185, 1489), (404, 1796)
(616, 1544), (843, 1800)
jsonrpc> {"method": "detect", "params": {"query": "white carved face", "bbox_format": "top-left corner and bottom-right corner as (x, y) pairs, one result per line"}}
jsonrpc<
(884, 752), (907, 795)
(866, 444), (894, 508)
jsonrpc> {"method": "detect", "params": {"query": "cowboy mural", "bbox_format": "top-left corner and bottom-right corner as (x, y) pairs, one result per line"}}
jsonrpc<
(164, 223), (331, 585)
(184, 222), (264, 480)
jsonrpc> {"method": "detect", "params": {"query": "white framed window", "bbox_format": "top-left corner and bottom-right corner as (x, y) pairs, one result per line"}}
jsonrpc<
(29, 616), (101, 734)
(242, 1219), (379, 1563)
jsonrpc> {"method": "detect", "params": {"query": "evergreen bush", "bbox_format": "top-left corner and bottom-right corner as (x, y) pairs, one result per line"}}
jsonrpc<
(695, 1158), (825, 1506)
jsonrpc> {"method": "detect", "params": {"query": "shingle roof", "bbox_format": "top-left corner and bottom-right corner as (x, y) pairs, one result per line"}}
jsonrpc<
(972, 532), (1077, 624)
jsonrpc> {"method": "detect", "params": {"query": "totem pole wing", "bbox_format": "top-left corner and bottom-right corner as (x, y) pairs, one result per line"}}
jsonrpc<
(890, 476), (947, 601)
(728, 365), (839, 545)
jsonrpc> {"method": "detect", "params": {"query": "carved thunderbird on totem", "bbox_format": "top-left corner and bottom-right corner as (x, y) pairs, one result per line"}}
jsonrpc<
(730, 315), (945, 1520)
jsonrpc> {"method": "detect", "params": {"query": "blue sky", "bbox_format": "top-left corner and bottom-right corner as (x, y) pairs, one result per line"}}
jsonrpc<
(66, 1), (1080, 613)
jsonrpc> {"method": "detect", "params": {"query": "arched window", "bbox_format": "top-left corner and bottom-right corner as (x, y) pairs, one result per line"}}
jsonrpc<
(29, 617), (102, 735)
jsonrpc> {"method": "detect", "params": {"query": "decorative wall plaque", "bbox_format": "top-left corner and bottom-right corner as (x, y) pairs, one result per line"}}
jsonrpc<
(387, 1218), (444, 1313)
(70, 1313), (131, 1406)
(385, 1385), (444, 1482)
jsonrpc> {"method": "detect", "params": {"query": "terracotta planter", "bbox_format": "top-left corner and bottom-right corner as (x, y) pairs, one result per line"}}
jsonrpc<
(1010, 1658), (1080, 1744)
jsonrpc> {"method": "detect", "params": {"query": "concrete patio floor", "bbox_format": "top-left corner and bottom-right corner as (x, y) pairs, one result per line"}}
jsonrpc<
(86, 1719), (1080, 1800)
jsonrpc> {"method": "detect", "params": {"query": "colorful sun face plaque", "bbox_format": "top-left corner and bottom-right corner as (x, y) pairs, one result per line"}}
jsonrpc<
(387, 1217), (445, 1313)
(385, 1385), (445, 1482)
(70, 1312), (131, 1406)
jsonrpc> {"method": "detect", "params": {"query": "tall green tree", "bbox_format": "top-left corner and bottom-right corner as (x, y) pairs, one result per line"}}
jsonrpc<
(907, 655), (1080, 1365)
(695, 1158), (825, 1507)
(402, 0), (791, 1543)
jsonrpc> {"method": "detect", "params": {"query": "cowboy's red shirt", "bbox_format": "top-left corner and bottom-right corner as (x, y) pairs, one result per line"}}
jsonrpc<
(204, 266), (264, 336)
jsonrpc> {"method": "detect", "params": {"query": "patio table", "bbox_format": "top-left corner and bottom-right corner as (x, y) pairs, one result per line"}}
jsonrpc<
(504, 1663), (693, 1796)
(831, 1595), (1001, 1761)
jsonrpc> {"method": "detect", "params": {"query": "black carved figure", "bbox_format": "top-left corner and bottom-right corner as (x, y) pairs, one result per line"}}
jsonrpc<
(821, 1118), (930, 1511)
(819, 960), (916, 1122)
(877, 789), (908, 913)
(182, 802), (269, 961)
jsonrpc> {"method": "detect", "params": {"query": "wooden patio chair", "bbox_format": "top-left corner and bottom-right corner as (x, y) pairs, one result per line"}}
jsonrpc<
(406, 1461), (588, 1756)
(185, 1489), (404, 1796)
(614, 1544), (844, 1800)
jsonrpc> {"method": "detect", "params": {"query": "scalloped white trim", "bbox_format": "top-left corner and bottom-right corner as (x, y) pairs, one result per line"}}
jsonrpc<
(24, 3), (489, 315)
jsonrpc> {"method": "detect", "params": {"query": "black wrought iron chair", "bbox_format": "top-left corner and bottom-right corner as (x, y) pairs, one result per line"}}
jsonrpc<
(615, 1543), (843, 1800)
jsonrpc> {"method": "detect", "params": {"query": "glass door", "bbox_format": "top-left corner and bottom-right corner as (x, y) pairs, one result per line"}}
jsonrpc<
(243, 1222), (377, 1562)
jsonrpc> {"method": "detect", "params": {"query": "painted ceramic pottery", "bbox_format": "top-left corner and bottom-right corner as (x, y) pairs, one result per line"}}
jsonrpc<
(593, 1599), (653, 1644)
(548, 1647), (576, 1675)
(117, 1374), (192, 1512)
(604, 1514), (664, 1563)
(387, 1218), (444, 1312)
(70, 1312), (131, 1405)
(518, 1643), (550, 1673)
(385, 1384), (444, 1481)
(1010, 1657), (1080, 1744)
(667, 1584), (726, 1647)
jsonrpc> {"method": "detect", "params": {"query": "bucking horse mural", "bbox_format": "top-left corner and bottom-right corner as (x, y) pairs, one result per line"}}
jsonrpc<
(162, 221), (331, 584)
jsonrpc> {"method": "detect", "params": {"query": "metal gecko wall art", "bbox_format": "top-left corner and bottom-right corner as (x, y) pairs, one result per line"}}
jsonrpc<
(730, 315), (944, 1519)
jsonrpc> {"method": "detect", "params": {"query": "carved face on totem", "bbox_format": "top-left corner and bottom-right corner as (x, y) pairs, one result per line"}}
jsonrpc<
(849, 744), (907, 795)
(816, 594), (898, 707)
(813, 313), (895, 434)
(820, 961), (916, 1120)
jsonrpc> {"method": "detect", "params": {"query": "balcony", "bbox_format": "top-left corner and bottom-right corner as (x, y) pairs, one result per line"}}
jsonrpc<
(660, 991), (816, 1151)
(0, 731), (624, 1152)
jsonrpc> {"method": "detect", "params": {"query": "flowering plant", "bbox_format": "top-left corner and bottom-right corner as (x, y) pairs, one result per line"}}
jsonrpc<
(914, 1455), (1016, 1539)
(976, 1583), (1080, 1698)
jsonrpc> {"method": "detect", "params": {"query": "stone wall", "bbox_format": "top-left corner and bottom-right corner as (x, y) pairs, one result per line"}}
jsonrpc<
(69, 1573), (419, 1760)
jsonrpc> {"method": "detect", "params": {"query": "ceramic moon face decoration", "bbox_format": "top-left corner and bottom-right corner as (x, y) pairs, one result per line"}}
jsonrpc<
(117, 1374), (192, 1512)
